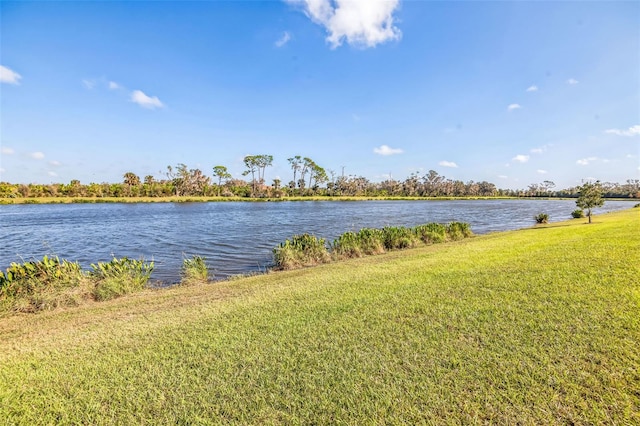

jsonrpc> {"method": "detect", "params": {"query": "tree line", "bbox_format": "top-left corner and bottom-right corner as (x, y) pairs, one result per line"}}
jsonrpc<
(1, 155), (638, 199)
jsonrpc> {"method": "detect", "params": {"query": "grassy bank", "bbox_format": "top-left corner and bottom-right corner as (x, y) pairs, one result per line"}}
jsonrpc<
(0, 209), (638, 423)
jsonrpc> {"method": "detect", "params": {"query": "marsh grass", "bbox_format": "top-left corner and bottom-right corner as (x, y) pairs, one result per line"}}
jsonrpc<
(0, 256), (88, 314)
(89, 257), (154, 301)
(273, 234), (331, 270)
(413, 222), (447, 243)
(535, 212), (550, 224)
(180, 255), (210, 285)
(0, 209), (638, 424)
(284, 222), (473, 269)
(331, 231), (363, 259)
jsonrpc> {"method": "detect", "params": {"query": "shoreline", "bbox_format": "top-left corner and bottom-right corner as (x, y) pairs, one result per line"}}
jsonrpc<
(1, 195), (637, 205)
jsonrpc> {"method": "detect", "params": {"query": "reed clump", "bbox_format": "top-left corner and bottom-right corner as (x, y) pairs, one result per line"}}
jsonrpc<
(273, 234), (331, 270)
(274, 222), (474, 270)
(0, 256), (155, 314)
(90, 257), (154, 301)
(180, 255), (210, 285)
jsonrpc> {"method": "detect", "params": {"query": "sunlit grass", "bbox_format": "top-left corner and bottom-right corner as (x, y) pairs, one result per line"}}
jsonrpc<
(0, 209), (638, 424)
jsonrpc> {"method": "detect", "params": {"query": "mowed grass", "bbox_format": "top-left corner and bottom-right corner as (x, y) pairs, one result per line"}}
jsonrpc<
(1, 209), (638, 424)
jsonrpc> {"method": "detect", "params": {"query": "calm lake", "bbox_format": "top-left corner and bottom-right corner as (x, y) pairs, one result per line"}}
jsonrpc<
(1, 199), (635, 283)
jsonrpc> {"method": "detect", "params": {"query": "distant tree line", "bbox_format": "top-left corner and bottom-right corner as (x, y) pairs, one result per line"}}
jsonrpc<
(1, 155), (638, 199)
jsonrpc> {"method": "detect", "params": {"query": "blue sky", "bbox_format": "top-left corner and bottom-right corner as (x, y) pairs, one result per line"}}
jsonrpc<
(1, 0), (638, 189)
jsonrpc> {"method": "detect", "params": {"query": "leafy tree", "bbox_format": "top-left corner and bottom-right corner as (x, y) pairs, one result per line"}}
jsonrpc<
(123, 172), (141, 187)
(243, 155), (272, 196)
(212, 166), (231, 196)
(212, 166), (231, 186)
(287, 156), (303, 194)
(123, 172), (141, 197)
(576, 180), (604, 223)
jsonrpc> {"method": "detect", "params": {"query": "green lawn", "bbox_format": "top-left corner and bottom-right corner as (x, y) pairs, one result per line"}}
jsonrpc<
(1, 209), (638, 424)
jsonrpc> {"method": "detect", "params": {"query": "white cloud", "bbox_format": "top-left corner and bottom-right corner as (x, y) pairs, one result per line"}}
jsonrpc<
(130, 90), (164, 109)
(438, 160), (458, 168)
(530, 144), (551, 154)
(373, 144), (403, 156)
(30, 151), (45, 160)
(287, 0), (401, 48)
(627, 154), (636, 158)
(604, 125), (640, 137)
(82, 79), (96, 89)
(507, 103), (522, 111)
(0, 167), (4, 173)
(498, 175), (508, 179)
(537, 169), (548, 174)
(48, 171), (58, 177)
(567, 78), (579, 85)
(512, 154), (529, 163)
(49, 160), (62, 166)
(526, 85), (538, 92)
(108, 81), (121, 90)
(576, 156), (598, 166)
(1, 147), (15, 155)
(275, 31), (292, 47)
(0, 65), (22, 85)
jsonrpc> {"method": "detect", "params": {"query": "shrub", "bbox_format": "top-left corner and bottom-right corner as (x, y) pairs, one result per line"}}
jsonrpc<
(382, 226), (419, 250)
(273, 234), (330, 270)
(446, 222), (473, 241)
(355, 228), (385, 255)
(413, 223), (447, 244)
(571, 209), (584, 218)
(534, 213), (549, 224)
(90, 257), (154, 301)
(181, 255), (209, 285)
(332, 232), (363, 260)
(0, 255), (86, 313)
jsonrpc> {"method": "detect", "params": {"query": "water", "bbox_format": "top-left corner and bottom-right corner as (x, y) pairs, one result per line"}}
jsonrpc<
(0, 199), (635, 283)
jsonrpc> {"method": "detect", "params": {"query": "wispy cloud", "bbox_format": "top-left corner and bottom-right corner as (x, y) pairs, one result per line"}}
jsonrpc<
(287, 0), (401, 48)
(576, 156), (598, 166)
(507, 103), (521, 111)
(108, 81), (121, 90)
(567, 78), (579, 85)
(537, 169), (548, 174)
(30, 151), (45, 160)
(438, 160), (458, 168)
(47, 171), (58, 177)
(373, 145), (403, 156)
(82, 79), (96, 89)
(604, 125), (640, 137)
(498, 175), (508, 179)
(512, 154), (529, 163)
(530, 144), (551, 154)
(275, 31), (292, 47)
(1, 147), (15, 155)
(49, 160), (62, 166)
(0, 65), (22, 85)
(130, 90), (164, 109)
(526, 85), (538, 92)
